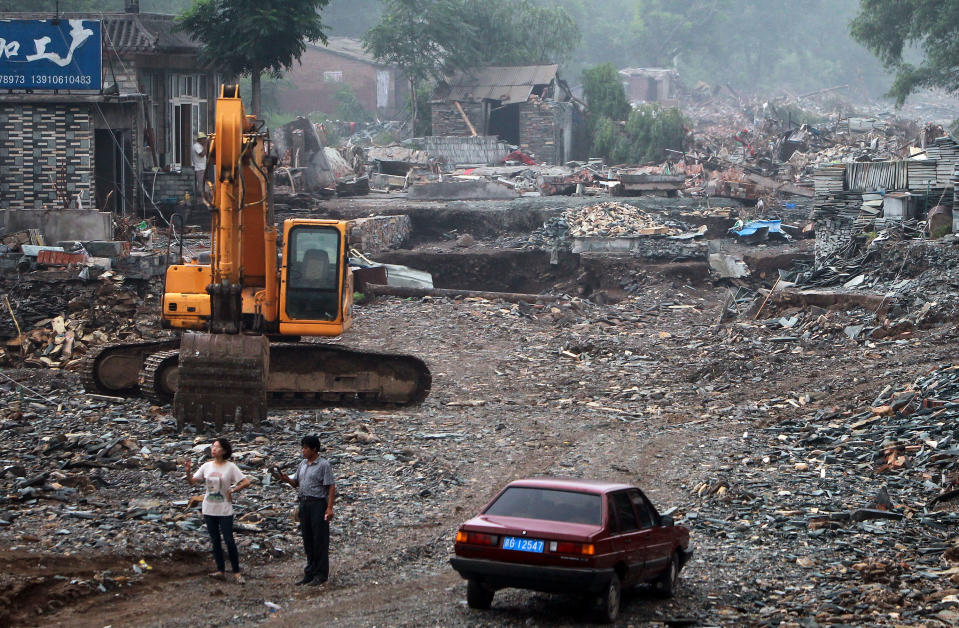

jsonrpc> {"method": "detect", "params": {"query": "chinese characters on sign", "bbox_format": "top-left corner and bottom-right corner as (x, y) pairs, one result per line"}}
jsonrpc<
(0, 19), (102, 90)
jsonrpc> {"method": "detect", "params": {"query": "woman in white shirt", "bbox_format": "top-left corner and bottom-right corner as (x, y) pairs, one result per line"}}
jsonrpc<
(185, 438), (251, 582)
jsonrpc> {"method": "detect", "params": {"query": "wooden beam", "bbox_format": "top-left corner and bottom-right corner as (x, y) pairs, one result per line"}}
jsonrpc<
(453, 100), (478, 136)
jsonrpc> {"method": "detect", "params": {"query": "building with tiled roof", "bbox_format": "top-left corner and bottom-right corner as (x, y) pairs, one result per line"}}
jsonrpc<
(0, 1), (217, 215)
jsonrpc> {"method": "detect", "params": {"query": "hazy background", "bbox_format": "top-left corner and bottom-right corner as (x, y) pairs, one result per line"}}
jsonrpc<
(12, 0), (896, 99)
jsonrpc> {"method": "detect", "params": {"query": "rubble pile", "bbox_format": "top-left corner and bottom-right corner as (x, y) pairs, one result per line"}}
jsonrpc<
(684, 365), (959, 625)
(0, 272), (162, 369)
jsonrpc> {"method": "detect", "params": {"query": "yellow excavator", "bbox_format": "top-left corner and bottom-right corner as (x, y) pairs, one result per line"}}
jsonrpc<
(82, 85), (430, 428)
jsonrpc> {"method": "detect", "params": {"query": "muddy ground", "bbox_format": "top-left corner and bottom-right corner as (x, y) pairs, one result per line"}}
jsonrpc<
(2, 197), (958, 627)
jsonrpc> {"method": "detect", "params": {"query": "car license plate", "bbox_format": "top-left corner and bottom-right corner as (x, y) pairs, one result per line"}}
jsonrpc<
(502, 536), (544, 553)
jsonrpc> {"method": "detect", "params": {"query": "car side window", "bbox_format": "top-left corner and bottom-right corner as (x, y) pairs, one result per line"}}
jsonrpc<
(606, 496), (619, 533)
(611, 492), (639, 533)
(629, 490), (655, 529)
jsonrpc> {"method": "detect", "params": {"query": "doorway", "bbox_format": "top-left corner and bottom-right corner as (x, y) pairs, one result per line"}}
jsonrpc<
(94, 128), (133, 214)
(488, 102), (520, 145)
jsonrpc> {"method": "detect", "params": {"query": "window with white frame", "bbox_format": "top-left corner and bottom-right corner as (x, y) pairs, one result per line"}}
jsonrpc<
(169, 73), (209, 167)
(323, 71), (343, 82)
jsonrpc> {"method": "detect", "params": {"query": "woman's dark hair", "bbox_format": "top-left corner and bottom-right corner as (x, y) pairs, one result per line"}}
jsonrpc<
(301, 434), (320, 451)
(213, 437), (233, 459)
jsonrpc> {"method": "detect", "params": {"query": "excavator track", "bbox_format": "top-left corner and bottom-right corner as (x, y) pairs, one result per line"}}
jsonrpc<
(80, 339), (180, 397)
(84, 335), (431, 426)
(139, 349), (181, 406)
(266, 341), (431, 410)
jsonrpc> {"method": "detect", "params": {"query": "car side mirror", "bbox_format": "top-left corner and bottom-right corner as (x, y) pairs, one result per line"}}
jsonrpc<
(660, 515), (674, 527)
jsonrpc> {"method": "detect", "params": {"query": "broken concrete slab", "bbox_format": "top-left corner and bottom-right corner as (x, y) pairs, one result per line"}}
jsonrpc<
(407, 180), (518, 201)
(0, 210), (112, 244)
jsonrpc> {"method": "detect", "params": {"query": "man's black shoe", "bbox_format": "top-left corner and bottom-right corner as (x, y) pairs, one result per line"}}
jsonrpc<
(307, 578), (327, 587)
(295, 576), (313, 585)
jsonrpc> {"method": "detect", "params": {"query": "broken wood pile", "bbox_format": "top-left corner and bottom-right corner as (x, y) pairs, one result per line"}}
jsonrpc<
(564, 201), (681, 237)
(0, 272), (164, 370)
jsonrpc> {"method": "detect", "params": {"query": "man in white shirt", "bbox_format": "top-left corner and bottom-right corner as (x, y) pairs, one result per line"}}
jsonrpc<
(192, 132), (208, 203)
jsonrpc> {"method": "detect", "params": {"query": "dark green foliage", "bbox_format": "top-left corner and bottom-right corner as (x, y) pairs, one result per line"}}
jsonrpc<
(454, 0), (580, 67)
(582, 64), (630, 122)
(179, 0), (330, 79)
(590, 105), (688, 165)
(851, 0), (959, 105)
(409, 82), (433, 136)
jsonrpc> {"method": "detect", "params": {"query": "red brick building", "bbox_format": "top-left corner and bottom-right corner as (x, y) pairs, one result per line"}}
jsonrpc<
(275, 37), (408, 119)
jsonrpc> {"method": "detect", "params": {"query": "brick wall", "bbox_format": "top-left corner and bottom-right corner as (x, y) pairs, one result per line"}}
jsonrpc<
(276, 48), (408, 118)
(147, 170), (196, 205)
(519, 98), (565, 165)
(0, 104), (94, 210)
(430, 101), (484, 137)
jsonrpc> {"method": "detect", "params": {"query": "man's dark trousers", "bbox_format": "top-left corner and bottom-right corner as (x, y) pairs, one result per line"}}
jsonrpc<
(299, 497), (329, 582)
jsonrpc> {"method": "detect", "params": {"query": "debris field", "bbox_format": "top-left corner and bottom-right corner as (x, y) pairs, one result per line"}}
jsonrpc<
(2, 206), (959, 626)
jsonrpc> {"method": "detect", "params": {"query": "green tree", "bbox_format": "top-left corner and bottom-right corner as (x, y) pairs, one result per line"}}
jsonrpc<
(363, 0), (469, 131)
(851, 0), (959, 106)
(582, 63), (630, 122)
(455, 0), (579, 67)
(179, 0), (331, 115)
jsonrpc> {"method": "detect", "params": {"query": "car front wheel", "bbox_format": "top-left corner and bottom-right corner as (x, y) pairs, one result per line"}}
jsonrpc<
(654, 552), (680, 597)
(466, 579), (494, 609)
(597, 573), (621, 623)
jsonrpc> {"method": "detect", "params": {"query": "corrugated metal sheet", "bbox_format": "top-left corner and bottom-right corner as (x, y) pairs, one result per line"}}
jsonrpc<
(844, 161), (908, 192)
(445, 65), (558, 103)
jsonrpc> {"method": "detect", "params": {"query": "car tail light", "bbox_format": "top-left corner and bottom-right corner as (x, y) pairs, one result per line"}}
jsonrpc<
(549, 541), (595, 555)
(455, 531), (499, 546)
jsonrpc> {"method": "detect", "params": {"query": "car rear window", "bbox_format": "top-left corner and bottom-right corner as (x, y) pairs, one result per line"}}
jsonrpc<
(484, 487), (601, 525)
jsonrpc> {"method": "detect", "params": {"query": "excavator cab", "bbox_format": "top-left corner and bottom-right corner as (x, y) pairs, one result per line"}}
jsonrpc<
(279, 220), (353, 334)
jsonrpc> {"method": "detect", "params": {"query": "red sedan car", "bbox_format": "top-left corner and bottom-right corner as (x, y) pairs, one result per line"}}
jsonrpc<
(450, 478), (692, 622)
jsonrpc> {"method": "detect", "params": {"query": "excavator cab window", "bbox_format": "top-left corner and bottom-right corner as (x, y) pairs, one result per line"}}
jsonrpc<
(286, 226), (340, 321)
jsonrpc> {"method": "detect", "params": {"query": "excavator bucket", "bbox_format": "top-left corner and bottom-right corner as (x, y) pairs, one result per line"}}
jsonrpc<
(174, 332), (269, 430)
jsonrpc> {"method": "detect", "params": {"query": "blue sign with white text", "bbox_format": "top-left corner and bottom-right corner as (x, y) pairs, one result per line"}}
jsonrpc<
(0, 19), (102, 90)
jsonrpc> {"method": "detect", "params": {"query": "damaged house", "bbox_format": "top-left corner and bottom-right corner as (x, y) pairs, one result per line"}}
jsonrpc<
(619, 67), (683, 106)
(274, 37), (408, 120)
(430, 65), (585, 165)
(0, 1), (217, 223)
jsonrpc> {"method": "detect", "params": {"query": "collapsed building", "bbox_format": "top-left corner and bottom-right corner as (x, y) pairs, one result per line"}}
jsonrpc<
(430, 64), (586, 165)
(812, 135), (959, 262)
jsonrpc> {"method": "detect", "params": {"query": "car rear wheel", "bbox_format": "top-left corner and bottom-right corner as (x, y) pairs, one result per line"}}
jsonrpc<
(654, 552), (680, 597)
(466, 579), (494, 609)
(596, 573), (621, 623)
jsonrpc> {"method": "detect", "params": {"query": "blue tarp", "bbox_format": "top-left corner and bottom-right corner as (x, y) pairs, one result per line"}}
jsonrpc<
(730, 220), (788, 237)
